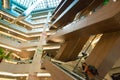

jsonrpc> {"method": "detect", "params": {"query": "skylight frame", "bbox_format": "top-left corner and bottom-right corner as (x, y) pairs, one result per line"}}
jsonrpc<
(12, 0), (62, 12)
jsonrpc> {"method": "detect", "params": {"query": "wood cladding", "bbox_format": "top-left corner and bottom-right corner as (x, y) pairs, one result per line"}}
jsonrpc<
(49, 0), (120, 39)
(78, 0), (104, 19)
(51, 0), (74, 21)
(86, 31), (120, 78)
(55, 36), (89, 61)
(43, 60), (75, 80)
(51, 0), (94, 28)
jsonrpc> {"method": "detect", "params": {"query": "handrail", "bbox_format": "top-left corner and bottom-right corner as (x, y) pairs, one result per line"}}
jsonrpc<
(53, 62), (85, 80)
(43, 57), (85, 80)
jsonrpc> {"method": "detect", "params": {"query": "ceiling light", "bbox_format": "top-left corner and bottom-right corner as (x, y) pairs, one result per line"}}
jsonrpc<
(0, 25), (50, 38)
(0, 31), (27, 41)
(0, 78), (16, 80)
(113, 0), (117, 2)
(0, 25), (29, 37)
(89, 11), (93, 15)
(0, 44), (21, 52)
(0, 72), (51, 77)
(37, 73), (51, 77)
(0, 72), (28, 77)
(26, 48), (36, 51)
(43, 46), (60, 50)
(26, 45), (60, 51)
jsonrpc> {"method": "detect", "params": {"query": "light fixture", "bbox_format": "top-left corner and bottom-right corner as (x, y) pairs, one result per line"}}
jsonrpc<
(37, 73), (51, 77)
(0, 72), (51, 77)
(43, 46), (60, 50)
(26, 48), (36, 51)
(113, 0), (117, 2)
(26, 45), (60, 51)
(0, 25), (29, 37)
(0, 72), (28, 77)
(89, 11), (93, 15)
(0, 78), (16, 80)
(0, 44), (21, 52)
(0, 25), (51, 38)
(0, 31), (27, 41)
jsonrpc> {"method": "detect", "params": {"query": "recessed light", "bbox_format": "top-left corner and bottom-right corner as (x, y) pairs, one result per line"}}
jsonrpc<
(0, 44), (21, 52)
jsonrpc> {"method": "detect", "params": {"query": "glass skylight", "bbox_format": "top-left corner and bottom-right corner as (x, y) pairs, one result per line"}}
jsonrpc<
(12, 0), (61, 11)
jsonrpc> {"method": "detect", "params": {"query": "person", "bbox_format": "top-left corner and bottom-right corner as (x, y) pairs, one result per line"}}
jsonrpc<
(82, 62), (97, 80)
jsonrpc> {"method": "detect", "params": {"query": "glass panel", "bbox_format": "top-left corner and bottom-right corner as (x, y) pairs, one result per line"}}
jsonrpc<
(12, 0), (62, 11)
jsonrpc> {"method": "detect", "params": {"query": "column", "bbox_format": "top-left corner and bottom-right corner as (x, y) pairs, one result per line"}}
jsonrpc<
(55, 36), (89, 61)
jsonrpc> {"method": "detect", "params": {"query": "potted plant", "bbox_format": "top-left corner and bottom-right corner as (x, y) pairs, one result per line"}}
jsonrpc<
(0, 48), (12, 63)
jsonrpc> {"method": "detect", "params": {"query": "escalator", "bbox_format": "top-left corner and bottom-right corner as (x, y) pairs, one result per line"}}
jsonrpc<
(43, 59), (85, 80)
(53, 62), (85, 80)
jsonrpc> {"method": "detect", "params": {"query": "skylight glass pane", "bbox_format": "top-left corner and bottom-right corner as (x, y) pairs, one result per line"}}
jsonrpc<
(12, 0), (62, 11)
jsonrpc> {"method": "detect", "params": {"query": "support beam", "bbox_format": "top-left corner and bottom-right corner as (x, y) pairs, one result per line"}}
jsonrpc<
(23, 0), (43, 16)
(49, 0), (120, 39)
(52, 0), (64, 16)
(86, 31), (120, 78)
(55, 35), (89, 61)
(51, 0), (74, 21)
(51, 0), (94, 28)
(12, 0), (44, 23)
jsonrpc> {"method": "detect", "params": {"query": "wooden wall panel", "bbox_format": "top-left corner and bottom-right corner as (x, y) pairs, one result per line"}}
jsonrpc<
(49, 0), (120, 39)
(55, 36), (89, 61)
(51, 0), (74, 21)
(52, 0), (94, 28)
(86, 31), (120, 78)
(43, 60), (75, 80)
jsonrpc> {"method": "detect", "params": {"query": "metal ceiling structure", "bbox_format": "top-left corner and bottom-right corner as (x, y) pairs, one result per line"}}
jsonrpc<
(12, 0), (61, 11)
(0, 0), (62, 29)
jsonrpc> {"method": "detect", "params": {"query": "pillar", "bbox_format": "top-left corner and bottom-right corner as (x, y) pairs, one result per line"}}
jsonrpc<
(55, 36), (89, 61)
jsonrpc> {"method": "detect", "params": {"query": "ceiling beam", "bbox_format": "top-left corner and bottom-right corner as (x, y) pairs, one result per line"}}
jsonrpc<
(12, 0), (44, 23)
(49, 1), (120, 40)
(55, 35), (89, 61)
(51, 0), (74, 21)
(51, 0), (94, 29)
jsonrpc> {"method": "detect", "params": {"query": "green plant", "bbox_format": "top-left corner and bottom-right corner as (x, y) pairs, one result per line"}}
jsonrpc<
(0, 48), (12, 62)
(104, 0), (109, 5)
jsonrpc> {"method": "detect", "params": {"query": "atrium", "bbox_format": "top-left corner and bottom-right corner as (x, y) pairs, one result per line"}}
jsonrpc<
(0, 0), (120, 80)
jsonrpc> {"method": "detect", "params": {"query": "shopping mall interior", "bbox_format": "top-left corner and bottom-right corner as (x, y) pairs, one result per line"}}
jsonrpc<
(0, 0), (120, 80)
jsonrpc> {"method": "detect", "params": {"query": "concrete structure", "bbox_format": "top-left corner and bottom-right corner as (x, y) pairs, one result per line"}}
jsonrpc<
(0, 0), (120, 80)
